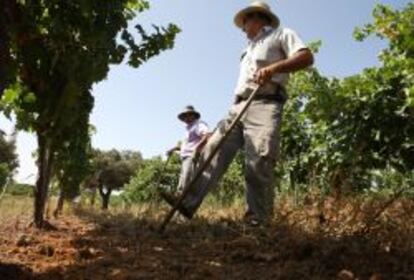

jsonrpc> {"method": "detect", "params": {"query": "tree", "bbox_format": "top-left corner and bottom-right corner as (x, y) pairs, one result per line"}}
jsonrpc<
(52, 100), (94, 217)
(351, 3), (414, 173)
(122, 155), (181, 204)
(99, 161), (133, 209)
(91, 149), (142, 209)
(281, 3), (414, 197)
(0, 0), (179, 228)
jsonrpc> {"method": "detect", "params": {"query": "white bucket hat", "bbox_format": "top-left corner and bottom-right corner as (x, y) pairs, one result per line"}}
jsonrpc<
(234, 1), (280, 29)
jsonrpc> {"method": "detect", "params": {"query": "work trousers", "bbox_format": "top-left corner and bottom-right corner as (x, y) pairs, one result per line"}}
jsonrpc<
(181, 99), (284, 222)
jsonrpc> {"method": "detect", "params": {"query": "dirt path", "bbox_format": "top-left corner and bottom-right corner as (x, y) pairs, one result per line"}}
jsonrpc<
(1, 199), (414, 279)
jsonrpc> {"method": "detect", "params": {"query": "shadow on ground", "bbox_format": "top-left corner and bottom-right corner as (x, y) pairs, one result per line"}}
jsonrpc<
(23, 207), (414, 280)
(0, 263), (33, 280)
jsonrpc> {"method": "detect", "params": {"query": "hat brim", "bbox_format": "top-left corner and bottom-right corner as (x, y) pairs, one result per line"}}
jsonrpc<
(178, 111), (200, 121)
(234, 6), (280, 29)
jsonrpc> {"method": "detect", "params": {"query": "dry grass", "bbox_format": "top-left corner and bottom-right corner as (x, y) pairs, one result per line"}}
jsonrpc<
(0, 194), (413, 279)
(0, 195), (33, 231)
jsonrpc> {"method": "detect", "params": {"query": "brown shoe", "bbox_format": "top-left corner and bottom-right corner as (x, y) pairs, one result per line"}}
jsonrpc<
(159, 191), (193, 220)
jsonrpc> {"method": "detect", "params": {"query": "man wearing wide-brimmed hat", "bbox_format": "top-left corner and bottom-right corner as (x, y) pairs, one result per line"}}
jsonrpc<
(162, 1), (314, 224)
(166, 105), (210, 193)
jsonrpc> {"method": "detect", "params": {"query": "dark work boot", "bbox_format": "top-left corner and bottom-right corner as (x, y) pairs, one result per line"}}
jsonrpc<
(159, 190), (194, 220)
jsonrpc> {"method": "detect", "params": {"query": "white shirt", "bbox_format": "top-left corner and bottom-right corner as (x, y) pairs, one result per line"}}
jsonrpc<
(234, 26), (307, 98)
(180, 120), (209, 159)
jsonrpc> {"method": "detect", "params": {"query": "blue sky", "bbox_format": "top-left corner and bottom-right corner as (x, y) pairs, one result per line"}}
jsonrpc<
(1, 0), (410, 183)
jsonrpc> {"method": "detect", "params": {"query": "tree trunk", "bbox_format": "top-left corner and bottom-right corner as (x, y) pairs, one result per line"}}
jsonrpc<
(290, 171), (298, 206)
(99, 186), (112, 210)
(102, 193), (110, 210)
(90, 187), (96, 206)
(330, 167), (345, 200)
(53, 191), (64, 218)
(34, 134), (53, 228)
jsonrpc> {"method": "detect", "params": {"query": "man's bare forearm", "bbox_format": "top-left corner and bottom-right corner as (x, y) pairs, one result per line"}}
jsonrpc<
(255, 48), (314, 85)
(271, 49), (314, 73)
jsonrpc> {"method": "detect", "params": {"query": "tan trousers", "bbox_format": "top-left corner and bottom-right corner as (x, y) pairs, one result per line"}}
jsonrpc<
(182, 99), (284, 222)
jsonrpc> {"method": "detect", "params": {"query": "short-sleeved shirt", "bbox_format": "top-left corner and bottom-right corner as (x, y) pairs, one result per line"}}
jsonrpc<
(234, 26), (307, 98)
(180, 120), (209, 159)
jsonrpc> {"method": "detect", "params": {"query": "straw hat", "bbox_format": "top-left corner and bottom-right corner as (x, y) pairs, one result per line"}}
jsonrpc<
(234, 1), (280, 29)
(178, 105), (201, 121)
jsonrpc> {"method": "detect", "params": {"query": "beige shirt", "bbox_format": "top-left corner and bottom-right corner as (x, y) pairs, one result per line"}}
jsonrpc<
(234, 26), (307, 98)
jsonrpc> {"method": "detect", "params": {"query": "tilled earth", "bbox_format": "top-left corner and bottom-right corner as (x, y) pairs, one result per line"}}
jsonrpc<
(1, 198), (414, 280)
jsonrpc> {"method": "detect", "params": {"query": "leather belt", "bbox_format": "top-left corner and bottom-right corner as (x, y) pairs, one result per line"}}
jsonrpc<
(235, 85), (286, 104)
